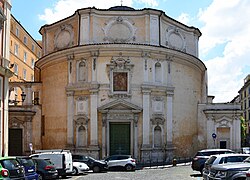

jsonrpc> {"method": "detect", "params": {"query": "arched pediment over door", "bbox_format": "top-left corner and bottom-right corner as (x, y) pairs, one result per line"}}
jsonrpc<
(98, 99), (142, 158)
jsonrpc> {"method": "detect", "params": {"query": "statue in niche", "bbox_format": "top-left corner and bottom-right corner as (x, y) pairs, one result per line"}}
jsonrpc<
(113, 72), (127, 92)
(78, 61), (87, 82)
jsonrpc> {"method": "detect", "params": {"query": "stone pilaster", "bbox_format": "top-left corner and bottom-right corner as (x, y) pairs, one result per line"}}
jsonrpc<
(142, 51), (151, 83)
(134, 114), (139, 160)
(91, 51), (99, 82)
(207, 115), (215, 148)
(166, 87), (174, 146)
(234, 115), (241, 150)
(166, 56), (173, 86)
(66, 91), (74, 147)
(141, 86), (152, 162)
(142, 88), (151, 146)
(67, 54), (74, 85)
(165, 87), (175, 162)
(101, 113), (107, 158)
(90, 88), (98, 146)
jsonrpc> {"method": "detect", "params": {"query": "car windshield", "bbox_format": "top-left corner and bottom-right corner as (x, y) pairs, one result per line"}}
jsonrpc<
(1, 159), (20, 170)
(88, 156), (96, 161)
(206, 156), (217, 165)
(244, 157), (250, 163)
(20, 158), (34, 167)
(197, 150), (232, 156)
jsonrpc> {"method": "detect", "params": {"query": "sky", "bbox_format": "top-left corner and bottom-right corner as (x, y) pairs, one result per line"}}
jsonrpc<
(11, 0), (250, 103)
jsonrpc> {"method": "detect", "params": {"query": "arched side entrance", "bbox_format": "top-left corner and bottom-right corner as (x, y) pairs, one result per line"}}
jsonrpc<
(98, 99), (141, 159)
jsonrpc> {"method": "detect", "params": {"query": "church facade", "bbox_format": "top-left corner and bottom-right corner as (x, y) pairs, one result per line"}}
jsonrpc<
(27, 6), (241, 161)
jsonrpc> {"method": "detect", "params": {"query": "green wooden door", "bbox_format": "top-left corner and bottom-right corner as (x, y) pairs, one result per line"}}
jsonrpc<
(110, 123), (130, 155)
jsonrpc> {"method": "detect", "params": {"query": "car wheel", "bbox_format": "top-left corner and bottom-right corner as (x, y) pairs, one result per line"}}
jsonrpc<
(38, 174), (43, 180)
(93, 166), (100, 173)
(200, 166), (204, 175)
(125, 164), (133, 171)
(72, 167), (78, 175)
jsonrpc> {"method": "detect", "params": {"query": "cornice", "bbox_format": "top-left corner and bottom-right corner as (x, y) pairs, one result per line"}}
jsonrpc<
(36, 44), (206, 72)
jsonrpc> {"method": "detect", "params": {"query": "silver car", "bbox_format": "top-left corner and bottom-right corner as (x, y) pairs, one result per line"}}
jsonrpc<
(104, 155), (136, 171)
(203, 153), (250, 179)
(71, 161), (89, 175)
(208, 157), (250, 180)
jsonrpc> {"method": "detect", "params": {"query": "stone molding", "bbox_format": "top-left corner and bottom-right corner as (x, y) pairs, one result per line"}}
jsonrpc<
(54, 24), (74, 50)
(151, 114), (165, 125)
(166, 26), (186, 52)
(74, 115), (89, 126)
(103, 16), (137, 43)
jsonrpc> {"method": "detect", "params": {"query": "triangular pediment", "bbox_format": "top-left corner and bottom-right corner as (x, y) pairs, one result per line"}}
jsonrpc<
(98, 99), (142, 112)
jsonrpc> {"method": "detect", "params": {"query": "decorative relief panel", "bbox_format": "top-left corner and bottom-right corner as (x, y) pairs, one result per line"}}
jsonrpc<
(9, 117), (24, 128)
(74, 114), (88, 126)
(152, 96), (164, 114)
(54, 24), (74, 50)
(107, 113), (133, 120)
(151, 114), (165, 125)
(166, 26), (186, 52)
(103, 16), (137, 43)
(76, 96), (88, 115)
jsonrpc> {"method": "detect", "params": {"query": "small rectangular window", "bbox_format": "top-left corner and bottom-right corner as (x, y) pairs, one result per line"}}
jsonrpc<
(14, 63), (18, 74)
(23, 51), (27, 63)
(31, 58), (34, 68)
(14, 43), (18, 56)
(24, 36), (27, 44)
(15, 28), (19, 37)
(23, 69), (27, 80)
(32, 44), (35, 52)
(31, 74), (34, 81)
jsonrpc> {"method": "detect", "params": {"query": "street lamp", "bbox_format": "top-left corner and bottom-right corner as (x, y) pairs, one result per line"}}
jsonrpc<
(21, 91), (26, 102)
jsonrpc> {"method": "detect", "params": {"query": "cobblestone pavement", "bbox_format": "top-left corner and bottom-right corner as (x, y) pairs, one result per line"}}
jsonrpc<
(64, 164), (203, 180)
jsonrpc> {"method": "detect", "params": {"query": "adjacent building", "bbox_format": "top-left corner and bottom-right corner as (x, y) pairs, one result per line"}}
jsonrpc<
(239, 74), (250, 144)
(9, 14), (41, 102)
(8, 14), (42, 155)
(0, 0), (12, 156)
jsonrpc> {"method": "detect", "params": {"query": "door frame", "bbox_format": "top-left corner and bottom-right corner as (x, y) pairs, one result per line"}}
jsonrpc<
(107, 119), (134, 156)
(9, 128), (23, 155)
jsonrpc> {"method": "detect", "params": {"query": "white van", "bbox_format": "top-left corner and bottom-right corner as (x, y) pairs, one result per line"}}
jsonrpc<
(31, 149), (73, 177)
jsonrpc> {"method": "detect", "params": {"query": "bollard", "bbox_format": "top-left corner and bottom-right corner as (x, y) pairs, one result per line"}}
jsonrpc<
(172, 158), (177, 166)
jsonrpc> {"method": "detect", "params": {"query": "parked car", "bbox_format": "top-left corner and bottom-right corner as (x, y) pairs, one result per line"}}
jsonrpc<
(16, 156), (39, 180)
(246, 169), (250, 180)
(208, 157), (250, 180)
(104, 155), (136, 171)
(31, 149), (73, 177)
(242, 147), (250, 154)
(0, 157), (25, 179)
(203, 153), (250, 180)
(71, 161), (89, 175)
(0, 157), (25, 180)
(31, 158), (58, 180)
(191, 148), (234, 173)
(72, 155), (108, 173)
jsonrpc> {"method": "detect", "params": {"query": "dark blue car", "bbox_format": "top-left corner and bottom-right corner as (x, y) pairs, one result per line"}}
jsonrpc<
(16, 156), (38, 180)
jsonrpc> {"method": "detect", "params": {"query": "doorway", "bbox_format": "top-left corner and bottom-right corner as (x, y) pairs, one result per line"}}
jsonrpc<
(220, 141), (227, 149)
(109, 123), (130, 155)
(9, 128), (23, 155)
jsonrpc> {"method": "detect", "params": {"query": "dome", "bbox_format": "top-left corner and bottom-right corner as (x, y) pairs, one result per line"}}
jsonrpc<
(108, 6), (135, 11)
